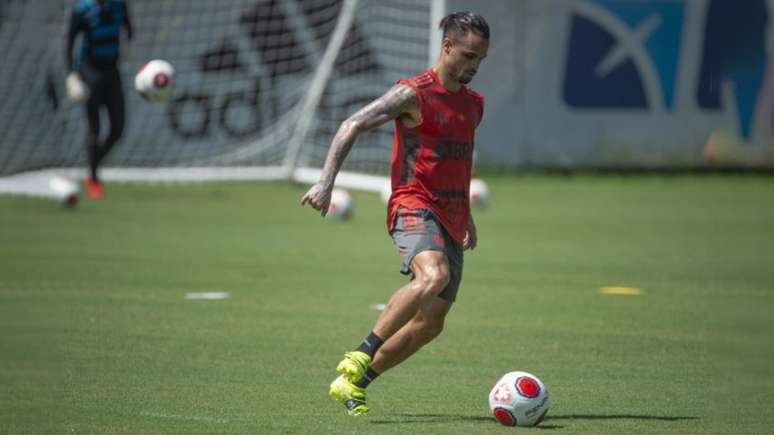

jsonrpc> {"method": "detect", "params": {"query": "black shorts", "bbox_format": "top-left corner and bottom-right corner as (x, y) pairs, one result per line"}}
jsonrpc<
(390, 208), (464, 302)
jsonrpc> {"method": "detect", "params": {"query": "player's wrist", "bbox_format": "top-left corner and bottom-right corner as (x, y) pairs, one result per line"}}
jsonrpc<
(318, 172), (337, 190)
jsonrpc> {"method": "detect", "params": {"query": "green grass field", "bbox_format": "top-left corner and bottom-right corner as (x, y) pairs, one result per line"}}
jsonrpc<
(1, 174), (773, 434)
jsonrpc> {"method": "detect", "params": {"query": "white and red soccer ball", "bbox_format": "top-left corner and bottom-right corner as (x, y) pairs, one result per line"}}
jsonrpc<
(326, 188), (353, 220)
(469, 178), (489, 209)
(488, 371), (550, 427)
(134, 59), (175, 103)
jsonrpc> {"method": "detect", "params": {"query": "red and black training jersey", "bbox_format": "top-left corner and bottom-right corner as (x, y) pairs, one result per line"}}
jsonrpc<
(387, 68), (484, 245)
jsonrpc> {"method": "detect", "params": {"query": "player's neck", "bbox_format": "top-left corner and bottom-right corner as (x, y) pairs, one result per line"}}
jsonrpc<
(431, 65), (462, 93)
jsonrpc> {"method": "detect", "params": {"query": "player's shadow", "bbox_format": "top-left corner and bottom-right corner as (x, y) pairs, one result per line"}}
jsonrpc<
(547, 414), (699, 422)
(369, 413), (563, 429)
(370, 413), (699, 429)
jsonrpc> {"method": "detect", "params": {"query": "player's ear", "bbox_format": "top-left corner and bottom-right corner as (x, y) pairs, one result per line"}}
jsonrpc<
(441, 36), (454, 55)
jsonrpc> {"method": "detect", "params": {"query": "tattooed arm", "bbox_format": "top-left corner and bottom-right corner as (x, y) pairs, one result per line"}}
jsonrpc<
(301, 84), (419, 216)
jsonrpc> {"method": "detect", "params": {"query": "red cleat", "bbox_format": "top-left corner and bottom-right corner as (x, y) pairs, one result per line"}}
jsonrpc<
(85, 177), (103, 199)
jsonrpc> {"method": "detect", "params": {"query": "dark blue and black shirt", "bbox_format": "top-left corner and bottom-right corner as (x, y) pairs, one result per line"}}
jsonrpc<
(66, 0), (132, 71)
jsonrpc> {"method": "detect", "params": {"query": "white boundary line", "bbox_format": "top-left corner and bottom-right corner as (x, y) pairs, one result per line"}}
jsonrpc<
(0, 166), (389, 199)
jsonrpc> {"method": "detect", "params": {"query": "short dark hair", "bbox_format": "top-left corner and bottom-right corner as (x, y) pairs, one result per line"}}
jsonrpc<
(439, 11), (490, 41)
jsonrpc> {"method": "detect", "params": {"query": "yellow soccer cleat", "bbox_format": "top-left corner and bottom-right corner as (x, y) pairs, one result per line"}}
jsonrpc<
(335, 351), (372, 383)
(329, 375), (369, 416)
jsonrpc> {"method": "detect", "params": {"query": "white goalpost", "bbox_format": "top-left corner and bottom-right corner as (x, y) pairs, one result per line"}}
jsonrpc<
(0, 0), (441, 200)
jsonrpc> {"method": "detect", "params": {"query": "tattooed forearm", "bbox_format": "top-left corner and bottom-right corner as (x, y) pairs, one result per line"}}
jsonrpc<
(318, 84), (417, 187)
(318, 121), (360, 188)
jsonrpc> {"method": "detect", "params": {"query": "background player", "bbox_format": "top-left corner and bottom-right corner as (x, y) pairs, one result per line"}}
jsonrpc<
(301, 11), (489, 415)
(65, 0), (133, 199)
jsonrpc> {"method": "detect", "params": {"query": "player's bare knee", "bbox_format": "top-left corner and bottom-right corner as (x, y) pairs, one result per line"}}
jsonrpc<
(414, 264), (450, 299)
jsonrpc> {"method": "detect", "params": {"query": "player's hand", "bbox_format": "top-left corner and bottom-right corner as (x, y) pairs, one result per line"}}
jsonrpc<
(300, 182), (333, 217)
(463, 217), (478, 251)
(66, 72), (89, 103)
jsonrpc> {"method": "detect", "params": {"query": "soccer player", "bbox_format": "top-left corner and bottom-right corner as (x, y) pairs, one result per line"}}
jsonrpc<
(65, 0), (133, 199)
(301, 11), (489, 415)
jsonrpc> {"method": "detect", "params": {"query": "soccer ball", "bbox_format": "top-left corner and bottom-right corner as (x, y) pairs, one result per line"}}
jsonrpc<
(134, 59), (175, 102)
(470, 178), (490, 209)
(326, 188), (353, 220)
(49, 175), (79, 208)
(488, 371), (550, 427)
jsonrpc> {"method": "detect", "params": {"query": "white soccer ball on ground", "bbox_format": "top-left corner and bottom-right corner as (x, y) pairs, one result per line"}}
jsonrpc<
(326, 188), (353, 220)
(134, 59), (175, 103)
(49, 175), (79, 208)
(488, 371), (550, 427)
(470, 178), (490, 209)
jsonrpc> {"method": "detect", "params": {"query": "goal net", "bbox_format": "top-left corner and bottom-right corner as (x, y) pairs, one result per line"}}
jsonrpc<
(0, 0), (435, 196)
